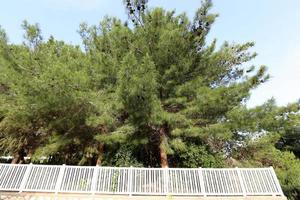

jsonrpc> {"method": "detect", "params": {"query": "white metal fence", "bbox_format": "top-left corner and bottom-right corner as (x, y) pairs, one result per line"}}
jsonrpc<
(0, 163), (284, 197)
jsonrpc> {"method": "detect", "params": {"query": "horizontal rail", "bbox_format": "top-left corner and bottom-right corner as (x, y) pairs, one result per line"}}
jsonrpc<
(0, 163), (284, 197)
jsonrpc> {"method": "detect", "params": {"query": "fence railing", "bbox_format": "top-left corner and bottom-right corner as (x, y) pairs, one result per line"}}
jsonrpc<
(0, 163), (284, 197)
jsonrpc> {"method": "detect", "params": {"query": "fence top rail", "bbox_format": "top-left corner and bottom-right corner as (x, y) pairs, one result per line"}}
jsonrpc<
(0, 163), (275, 170)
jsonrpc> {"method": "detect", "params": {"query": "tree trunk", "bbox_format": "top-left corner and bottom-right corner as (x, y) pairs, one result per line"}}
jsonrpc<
(159, 126), (169, 168)
(159, 144), (168, 168)
(96, 143), (104, 166)
(11, 153), (20, 164)
(11, 149), (25, 164)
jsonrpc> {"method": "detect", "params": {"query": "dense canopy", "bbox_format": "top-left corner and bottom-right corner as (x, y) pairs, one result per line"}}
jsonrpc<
(0, 0), (299, 199)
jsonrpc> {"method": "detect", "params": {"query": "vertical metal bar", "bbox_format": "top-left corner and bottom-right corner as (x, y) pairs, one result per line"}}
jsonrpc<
(4, 165), (13, 189)
(148, 169), (150, 193)
(128, 166), (133, 196)
(151, 170), (154, 193)
(71, 167), (78, 191)
(182, 169), (187, 193)
(74, 167), (81, 191)
(91, 165), (99, 195)
(207, 170), (213, 194)
(198, 168), (206, 197)
(168, 170), (172, 194)
(218, 170), (224, 194)
(178, 170), (183, 193)
(104, 168), (108, 192)
(254, 169), (263, 193)
(107, 168), (112, 192)
(144, 169), (147, 193)
(269, 167), (283, 196)
(212, 170), (218, 194)
(259, 169), (266, 194)
(117, 168), (121, 193)
(35, 167), (43, 190)
(230, 170), (236, 194)
(39, 167), (48, 190)
(192, 170), (198, 194)
(55, 164), (66, 194)
(139, 169), (142, 193)
(189, 170), (195, 194)
(19, 163), (33, 193)
(97, 167), (103, 192)
(164, 167), (169, 195)
(242, 170), (250, 193)
(132, 168), (135, 193)
(149, 169), (151, 193)
(236, 167), (246, 197)
(174, 170), (179, 194)
(101, 168), (106, 192)
(220, 170), (227, 194)
(262, 169), (271, 193)
(252, 170), (260, 193)
(121, 169), (125, 192)
(154, 169), (156, 193)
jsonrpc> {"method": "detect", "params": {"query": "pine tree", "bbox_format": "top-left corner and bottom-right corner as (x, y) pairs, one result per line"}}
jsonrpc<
(0, 23), (98, 164)
(79, 0), (270, 167)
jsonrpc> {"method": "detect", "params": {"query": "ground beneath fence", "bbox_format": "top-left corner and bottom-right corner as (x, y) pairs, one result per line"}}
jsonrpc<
(0, 193), (287, 200)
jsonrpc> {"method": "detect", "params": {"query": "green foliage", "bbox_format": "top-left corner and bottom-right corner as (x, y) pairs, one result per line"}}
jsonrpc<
(275, 152), (300, 200)
(0, 26), (8, 44)
(278, 125), (300, 158)
(21, 20), (43, 49)
(232, 134), (300, 200)
(118, 53), (158, 126)
(103, 145), (143, 167)
(226, 100), (300, 199)
(0, 26), (97, 164)
(174, 144), (224, 168)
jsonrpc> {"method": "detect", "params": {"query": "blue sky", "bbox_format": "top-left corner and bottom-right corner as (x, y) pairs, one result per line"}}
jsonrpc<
(1, 0), (299, 107)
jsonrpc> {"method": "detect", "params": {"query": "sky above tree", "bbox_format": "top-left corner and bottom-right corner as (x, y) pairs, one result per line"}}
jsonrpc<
(1, 0), (299, 107)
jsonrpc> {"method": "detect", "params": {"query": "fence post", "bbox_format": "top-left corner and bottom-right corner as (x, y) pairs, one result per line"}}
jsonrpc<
(269, 166), (284, 196)
(55, 164), (66, 194)
(236, 167), (246, 197)
(198, 167), (206, 197)
(91, 165), (99, 195)
(19, 163), (33, 193)
(128, 166), (133, 196)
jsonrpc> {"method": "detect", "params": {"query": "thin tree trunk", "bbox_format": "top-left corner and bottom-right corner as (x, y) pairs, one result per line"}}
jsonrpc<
(11, 149), (25, 164)
(96, 143), (104, 166)
(11, 153), (20, 164)
(18, 157), (25, 164)
(27, 148), (33, 157)
(159, 126), (169, 168)
(159, 144), (168, 168)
